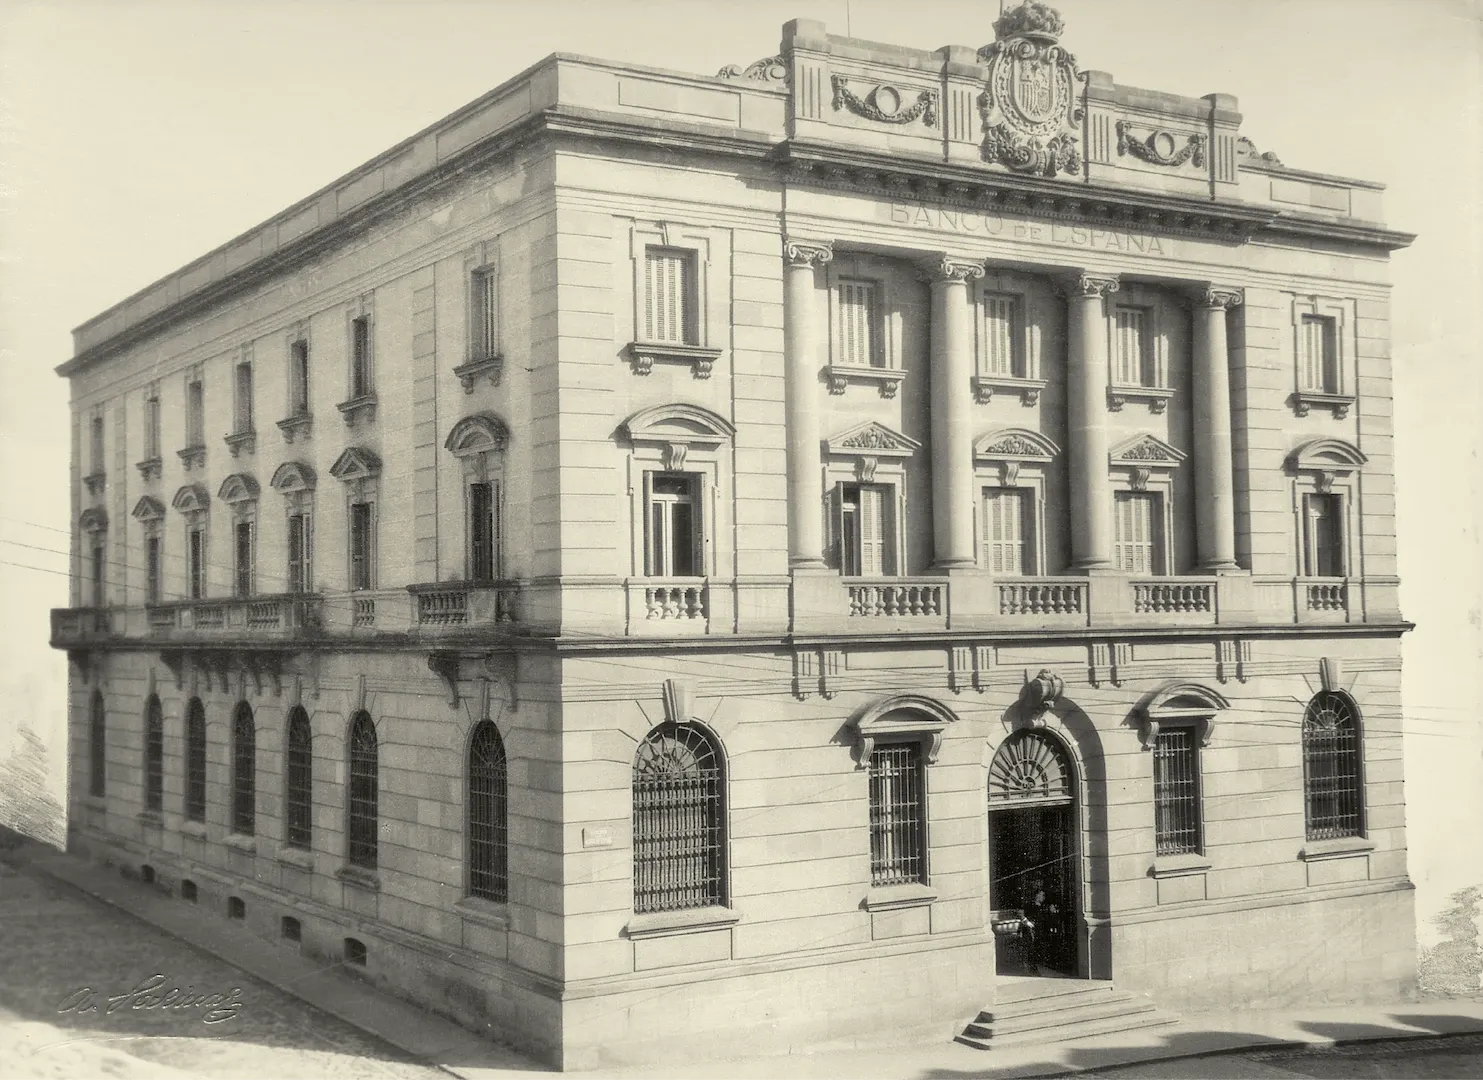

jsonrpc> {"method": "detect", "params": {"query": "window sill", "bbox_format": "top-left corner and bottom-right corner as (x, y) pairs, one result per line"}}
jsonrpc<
(454, 355), (505, 392)
(177, 446), (207, 470)
(1299, 836), (1374, 862)
(335, 395), (378, 428)
(1150, 853), (1212, 878)
(337, 865), (381, 891)
(135, 458), (163, 481)
(626, 341), (723, 379)
(224, 430), (257, 458)
(827, 363), (906, 399)
(224, 833), (257, 855)
(454, 896), (511, 930)
(863, 883), (937, 912)
(180, 820), (208, 840)
(972, 374), (1046, 406)
(83, 472), (107, 496)
(1292, 390), (1354, 419)
(1108, 385), (1175, 413)
(276, 413), (313, 444)
(277, 846), (314, 871)
(82, 794), (107, 811)
(624, 906), (740, 940)
(137, 809), (163, 827)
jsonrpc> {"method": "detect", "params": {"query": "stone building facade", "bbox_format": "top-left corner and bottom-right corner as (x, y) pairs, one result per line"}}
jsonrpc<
(52, 3), (1416, 1069)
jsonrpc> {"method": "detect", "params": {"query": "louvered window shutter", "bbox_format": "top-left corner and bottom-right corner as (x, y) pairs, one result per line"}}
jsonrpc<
(837, 280), (881, 368)
(983, 294), (1017, 377)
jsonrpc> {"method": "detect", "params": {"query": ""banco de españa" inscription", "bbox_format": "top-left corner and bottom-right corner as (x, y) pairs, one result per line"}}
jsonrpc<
(887, 202), (1170, 256)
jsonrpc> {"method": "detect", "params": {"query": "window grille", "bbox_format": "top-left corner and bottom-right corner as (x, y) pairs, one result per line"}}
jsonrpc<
(469, 482), (502, 582)
(290, 340), (310, 416)
(1114, 307), (1152, 386)
(284, 707), (313, 849)
(186, 379), (205, 448)
(472, 268), (499, 360)
(234, 361), (254, 433)
(632, 723), (725, 914)
(1303, 493), (1345, 578)
(349, 502), (374, 591)
(287, 513), (312, 594)
(88, 691), (106, 797)
(1113, 491), (1161, 575)
(347, 712), (378, 869)
(145, 390), (161, 460)
(90, 415), (105, 475)
(644, 247), (697, 345)
(645, 474), (698, 577)
(145, 695), (164, 812)
(868, 742), (926, 886)
(988, 730), (1073, 805)
(146, 536), (162, 605)
(188, 527), (206, 600)
(837, 278), (883, 368)
(351, 316), (373, 398)
(234, 521), (254, 598)
(231, 702), (255, 836)
(982, 293), (1019, 377)
(468, 720), (509, 903)
(1302, 692), (1363, 840)
(1300, 314), (1338, 393)
(91, 541), (106, 608)
(185, 699), (207, 823)
(1153, 727), (1201, 855)
(983, 488), (1030, 575)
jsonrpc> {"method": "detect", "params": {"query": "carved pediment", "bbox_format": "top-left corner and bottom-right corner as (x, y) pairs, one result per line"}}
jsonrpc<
(848, 694), (959, 771)
(621, 404), (735, 449)
(131, 496), (166, 522)
(975, 427), (1060, 462)
(329, 446), (383, 483)
(270, 461), (317, 494)
(171, 484), (210, 514)
(445, 413), (511, 457)
(1287, 438), (1367, 473)
(217, 473), (260, 506)
(1110, 433), (1186, 467)
(826, 420), (921, 459)
(1134, 679), (1229, 750)
(79, 507), (109, 533)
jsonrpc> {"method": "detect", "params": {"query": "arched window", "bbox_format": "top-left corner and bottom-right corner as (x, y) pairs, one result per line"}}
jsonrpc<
(988, 730), (1074, 806)
(284, 707), (313, 850)
(231, 702), (255, 836)
(144, 695), (164, 813)
(1302, 691), (1364, 840)
(468, 720), (508, 902)
(88, 691), (106, 797)
(185, 698), (207, 823)
(632, 723), (725, 914)
(347, 712), (378, 869)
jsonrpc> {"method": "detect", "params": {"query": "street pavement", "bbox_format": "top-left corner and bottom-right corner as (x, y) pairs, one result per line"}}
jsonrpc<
(1078, 1032), (1483, 1078)
(0, 859), (449, 1080)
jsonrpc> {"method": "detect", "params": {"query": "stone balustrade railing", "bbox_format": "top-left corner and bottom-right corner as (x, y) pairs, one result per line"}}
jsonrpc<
(847, 580), (945, 618)
(1132, 579), (1215, 614)
(998, 579), (1087, 617)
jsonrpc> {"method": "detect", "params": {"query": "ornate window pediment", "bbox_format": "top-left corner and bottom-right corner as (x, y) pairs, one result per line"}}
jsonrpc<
(826, 420), (920, 460)
(445, 413), (511, 457)
(1110, 433), (1186, 491)
(270, 461), (317, 495)
(1288, 438), (1366, 473)
(848, 694), (957, 770)
(131, 496), (166, 523)
(622, 403), (734, 472)
(171, 484), (211, 514)
(79, 507), (109, 534)
(1135, 680), (1229, 750)
(975, 427), (1060, 464)
(329, 446), (383, 483)
(217, 473), (261, 507)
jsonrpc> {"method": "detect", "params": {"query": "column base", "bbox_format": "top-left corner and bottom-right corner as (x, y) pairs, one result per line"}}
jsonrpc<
(930, 559), (980, 575)
(789, 558), (830, 572)
(1069, 561), (1116, 575)
(1200, 562), (1246, 575)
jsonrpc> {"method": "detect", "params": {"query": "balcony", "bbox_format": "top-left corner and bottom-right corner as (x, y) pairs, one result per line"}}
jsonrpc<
(1131, 577), (1215, 619)
(50, 607), (118, 647)
(408, 581), (522, 636)
(997, 578), (1088, 623)
(146, 595), (324, 640)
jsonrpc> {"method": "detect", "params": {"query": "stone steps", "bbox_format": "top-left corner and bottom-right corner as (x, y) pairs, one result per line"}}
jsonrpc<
(956, 979), (1178, 1050)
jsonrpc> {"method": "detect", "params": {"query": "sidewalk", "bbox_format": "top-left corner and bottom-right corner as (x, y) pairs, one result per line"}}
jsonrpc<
(6, 833), (1482, 1080)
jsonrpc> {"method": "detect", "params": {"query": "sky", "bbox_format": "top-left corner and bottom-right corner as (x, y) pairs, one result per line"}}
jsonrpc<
(0, 0), (1479, 948)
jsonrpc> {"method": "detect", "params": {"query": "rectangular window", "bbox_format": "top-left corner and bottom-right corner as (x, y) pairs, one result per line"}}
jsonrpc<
(982, 293), (1019, 377)
(982, 488), (1032, 575)
(145, 536), (162, 604)
(349, 502), (375, 591)
(290, 339), (310, 416)
(646, 474), (699, 578)
(1114, 307), (1154, 386)
(145, 389), (161, 460)
(234, 361), (254, 433)
(837, 278), (883, 368)
(90, 415), (105, 476)
(91, 541), (106, 608)
(868, 742), (926, 887)
(350, 317), (373, 398)
(1153, 727), (1202, 856)
(186, 378), (205, 448)
(1113, 491), (1163, 575)
(1303, 493), (1345, 577)
(472, 267), (499, 360)
(469, 481), (502, 582)
(287, 513), (312, 594)
(234, 521), (254, 598)
(838, 483), (894, 577)
(187, 527), (206, 599)
(1300, 314), (1338, 393)
(643, 247), (698, 345)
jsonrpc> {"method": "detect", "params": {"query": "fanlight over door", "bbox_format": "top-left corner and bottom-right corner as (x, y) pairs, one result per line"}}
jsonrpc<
(988, 730), (1073, 806)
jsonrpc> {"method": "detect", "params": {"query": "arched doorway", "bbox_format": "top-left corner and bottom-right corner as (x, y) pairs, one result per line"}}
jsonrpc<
(988, 729), (1078, 977)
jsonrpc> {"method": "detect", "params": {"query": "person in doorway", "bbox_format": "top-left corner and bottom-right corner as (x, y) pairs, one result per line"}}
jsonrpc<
(1025, 879), (1062, 974)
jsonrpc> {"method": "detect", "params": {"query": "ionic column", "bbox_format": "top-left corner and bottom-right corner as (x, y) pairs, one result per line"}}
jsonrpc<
(1063, 272), (1120, 571)
(1192, 285), (1243, 571)
(782, 238), (833, 570)
(924, 255), (985, 570)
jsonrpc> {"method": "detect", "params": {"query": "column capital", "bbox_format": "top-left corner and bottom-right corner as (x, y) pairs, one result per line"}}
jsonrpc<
(1056, 272), (1120, 300)
(916, 255), (986, 285)
(1190, 284), (1245, 310)
(782, 238), (834, 267)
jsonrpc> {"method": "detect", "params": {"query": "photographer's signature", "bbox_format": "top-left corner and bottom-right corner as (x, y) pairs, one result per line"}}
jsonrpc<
(57, 975), (243, 1025)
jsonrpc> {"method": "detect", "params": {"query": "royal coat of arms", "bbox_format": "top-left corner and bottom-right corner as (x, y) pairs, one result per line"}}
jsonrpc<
(977, 1), (1084, 177)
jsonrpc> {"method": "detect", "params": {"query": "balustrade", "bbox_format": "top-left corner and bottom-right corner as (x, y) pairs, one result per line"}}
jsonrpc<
(1133, 580), (1214, 614)
(1305, 580), (1348, 612)
(645, 582), (708, 621)
(998, 579), (1087, 617)
(847, 580), (944, 618)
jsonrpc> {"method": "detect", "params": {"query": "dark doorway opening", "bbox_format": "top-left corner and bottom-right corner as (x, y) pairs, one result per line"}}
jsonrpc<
(989, 804), (1077, 976)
